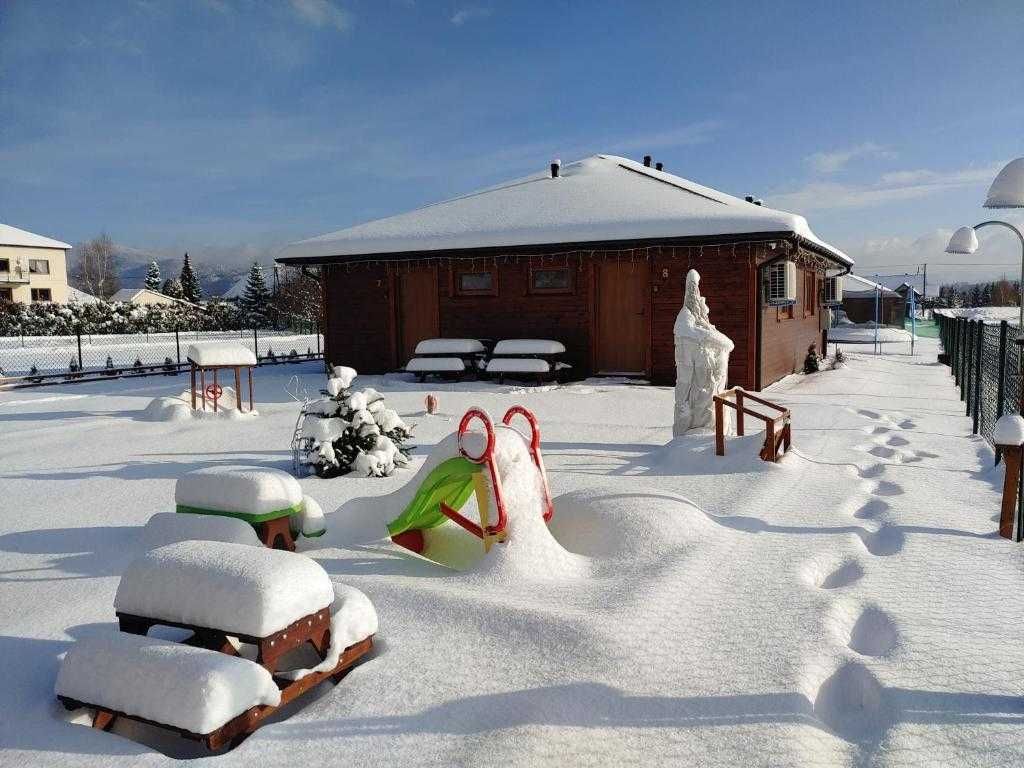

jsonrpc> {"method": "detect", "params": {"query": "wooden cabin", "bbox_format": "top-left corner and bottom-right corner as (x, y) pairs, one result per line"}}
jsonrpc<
(276, 155), (852, 390)
(840, 274), (904, 326)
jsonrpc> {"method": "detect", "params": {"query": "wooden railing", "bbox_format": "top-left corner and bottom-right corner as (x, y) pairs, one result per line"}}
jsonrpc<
(713, 387), (792, 463)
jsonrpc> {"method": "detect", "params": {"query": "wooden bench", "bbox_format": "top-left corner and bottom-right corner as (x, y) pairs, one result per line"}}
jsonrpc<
(484, 339), (569, 384)
(405, 338), (487, 381)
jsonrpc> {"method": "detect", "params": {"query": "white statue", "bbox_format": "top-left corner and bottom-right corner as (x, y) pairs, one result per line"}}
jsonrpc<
(673, 269), (734, 436)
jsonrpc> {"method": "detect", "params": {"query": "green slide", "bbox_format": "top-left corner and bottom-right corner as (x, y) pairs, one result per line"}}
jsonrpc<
(386, 457), (484, 538)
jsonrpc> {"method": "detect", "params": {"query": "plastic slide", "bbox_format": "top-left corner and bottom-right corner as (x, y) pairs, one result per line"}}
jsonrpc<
(386, 406), (553, 557)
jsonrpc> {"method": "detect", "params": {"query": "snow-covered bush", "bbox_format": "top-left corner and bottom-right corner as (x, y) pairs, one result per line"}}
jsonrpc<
(803, 343), (821, 374)
(300, 366), (412, 478)
(0, 298), (245, 336)
(831, 347), (847, 369)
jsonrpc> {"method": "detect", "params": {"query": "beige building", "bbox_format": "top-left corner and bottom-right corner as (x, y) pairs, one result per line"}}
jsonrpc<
(111, 288), (197, 308)
(0, 223), (72, 305)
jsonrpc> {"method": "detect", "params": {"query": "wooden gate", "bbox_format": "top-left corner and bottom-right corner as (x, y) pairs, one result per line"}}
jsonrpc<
(595, 261), (649, 375)
(397, 267), (439, 365)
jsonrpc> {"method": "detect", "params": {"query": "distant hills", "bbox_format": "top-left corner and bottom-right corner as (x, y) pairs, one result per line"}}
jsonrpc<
(69, 240), (267, 298)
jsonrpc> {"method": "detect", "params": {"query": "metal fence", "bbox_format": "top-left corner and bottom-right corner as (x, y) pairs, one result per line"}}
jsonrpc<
(0, 325), (323, 387)
(937, 313), (1021, 456)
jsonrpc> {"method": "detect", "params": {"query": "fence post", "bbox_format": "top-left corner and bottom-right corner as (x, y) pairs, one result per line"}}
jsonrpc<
(253, 327), (259, 361)
(953, 318), (961, 386)
(964, 320), (972, 409)
(973, 321), (983, 433)
(961, 319), (969, 395)
(316, 322), (321, 356)
(175, 327), (181, 364)
(76, 331), (84, 371)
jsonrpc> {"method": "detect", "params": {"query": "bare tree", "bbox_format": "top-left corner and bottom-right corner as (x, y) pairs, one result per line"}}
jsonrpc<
(272, 265), (322, 325)
(72, 233), (121, 299)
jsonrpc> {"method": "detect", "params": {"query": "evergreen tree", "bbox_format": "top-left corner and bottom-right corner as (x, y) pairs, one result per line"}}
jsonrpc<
(144, 260), (162, 291)
(300, 367), (412, 478)
(179, 253), (202, 304)
(239, 262), (271, 322)
(161, 277), (184, 299)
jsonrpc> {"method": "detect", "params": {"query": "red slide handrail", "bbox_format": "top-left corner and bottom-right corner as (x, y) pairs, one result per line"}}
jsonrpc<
(502, 406), (554, 523)
(456, 407), (507, 538)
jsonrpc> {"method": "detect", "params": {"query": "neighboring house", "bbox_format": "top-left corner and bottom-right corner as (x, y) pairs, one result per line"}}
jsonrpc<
(276, 154), (852, 389)
(0, 223), (72, 305)
(110, 288), (197, 308)
(893, 282), (923, 317)
(840, 274), (903, 326)
(66, 286), (102, 304)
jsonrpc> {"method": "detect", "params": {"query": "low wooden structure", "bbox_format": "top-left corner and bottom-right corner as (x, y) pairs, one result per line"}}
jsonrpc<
(713, 387), (791, 462)
(59, 635), (373, 752)
(186, 342), (257, 413)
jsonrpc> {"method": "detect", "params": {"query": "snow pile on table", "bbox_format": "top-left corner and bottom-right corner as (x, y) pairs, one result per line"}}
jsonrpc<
(114, 541), (335, 637)
(492, 339), (565, 355)
(486, 358), (551, 373)
(300, 366), (412, 477)
(176, 465), (302, 516)
(293, 494), (326, 537)
(673, 269), (733, 435)
(414, 339), (485, 354)
(278, 582), (378, 681)
(993, 414), (1024, 445)
(185, 342), (257, 368)
(55, 632), (280, 735)
(468, 424), (587, 581)
(407, 357), (465, 373)
(139, 512), (260, 551)
(140, 387), (254, 421)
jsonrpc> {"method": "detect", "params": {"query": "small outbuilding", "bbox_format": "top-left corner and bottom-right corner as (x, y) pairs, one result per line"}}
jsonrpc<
(840, 274), (903, 326)
(276, 155), (853, 389)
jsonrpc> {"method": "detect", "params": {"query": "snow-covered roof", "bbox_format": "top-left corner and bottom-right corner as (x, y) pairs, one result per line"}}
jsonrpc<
(843, 274), (900, 297)
(111, 288), (196, 306)
(222, 274), (248, 300)
(277, 155), (851, 266)
(0, 223), (71, 250)
(65, 287), (102, 304)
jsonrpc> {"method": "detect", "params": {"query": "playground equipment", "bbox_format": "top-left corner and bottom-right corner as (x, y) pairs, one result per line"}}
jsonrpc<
(387, 406), (553, 556)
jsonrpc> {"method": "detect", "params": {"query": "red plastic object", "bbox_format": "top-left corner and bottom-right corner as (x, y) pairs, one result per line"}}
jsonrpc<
(390, 529), (425, 554)
(457, 408), (508, 538)
(502, 406), (554, 522)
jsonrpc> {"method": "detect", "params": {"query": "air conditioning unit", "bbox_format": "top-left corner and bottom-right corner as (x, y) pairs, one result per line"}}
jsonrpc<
(822, 276), (844, 306)
(764, 261), (796, 305)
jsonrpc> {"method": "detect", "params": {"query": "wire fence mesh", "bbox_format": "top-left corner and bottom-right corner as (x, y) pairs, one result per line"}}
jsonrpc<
(937, 313), (1019, 452)
(0, 325), (323, 385)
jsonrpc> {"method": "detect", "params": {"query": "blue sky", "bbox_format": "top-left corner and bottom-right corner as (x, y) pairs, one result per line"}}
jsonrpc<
(2, 0), (1022, 287)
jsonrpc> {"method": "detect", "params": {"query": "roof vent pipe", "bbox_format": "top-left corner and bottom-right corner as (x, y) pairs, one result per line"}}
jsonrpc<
(643, 155), (652, 167)
(550, 159), (561, 178)
(745, 195), (755, 203)
(655, 162), (663, 171)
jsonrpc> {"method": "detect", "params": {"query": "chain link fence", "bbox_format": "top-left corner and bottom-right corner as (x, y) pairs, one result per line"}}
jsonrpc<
(0, 324), (323, 386)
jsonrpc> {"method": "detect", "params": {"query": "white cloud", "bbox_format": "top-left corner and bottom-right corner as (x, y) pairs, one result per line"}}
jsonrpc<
(807, 142), (893, 174)
(289, 0), (351, 31)
(769, 161), (1007, 213)
(451, 6), (491, 25)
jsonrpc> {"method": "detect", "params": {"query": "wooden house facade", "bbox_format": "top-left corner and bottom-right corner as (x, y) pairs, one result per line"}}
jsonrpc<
(277, 155), (852, 390)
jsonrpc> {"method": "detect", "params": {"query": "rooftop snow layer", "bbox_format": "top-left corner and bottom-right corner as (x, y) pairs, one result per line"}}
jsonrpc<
(0, 223), (71, 250)
(277, 155), (851, 266)
(842, 274), (900, 297)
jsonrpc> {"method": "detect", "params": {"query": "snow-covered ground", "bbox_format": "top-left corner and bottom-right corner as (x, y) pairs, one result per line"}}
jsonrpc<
(828, 324), (915, 345)
(1, 338), (1022, 767)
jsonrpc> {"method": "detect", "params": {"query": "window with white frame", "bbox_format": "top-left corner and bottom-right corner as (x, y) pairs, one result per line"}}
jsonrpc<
(764, 261), (796, 305)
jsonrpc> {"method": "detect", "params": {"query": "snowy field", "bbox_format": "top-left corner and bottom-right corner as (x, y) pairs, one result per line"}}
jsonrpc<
(1, 337), (1022, 767)
(0, 331), (321, 375)
(934, 307), (1020, 325)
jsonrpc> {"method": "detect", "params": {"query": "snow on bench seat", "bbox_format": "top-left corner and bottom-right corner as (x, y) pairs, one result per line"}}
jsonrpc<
(491, 339), (566, 355)
(414, 338), (485, 355)
(175, 466), (303, 519)
(406, 357), (466, 373)
(279, 583), (379, 681)
(140, 512), (261, 551)
(114, 540), (335, 638)
(185, 341), (257, 368)
(56, 632), (281, 736)
(486, 358), (552, 374)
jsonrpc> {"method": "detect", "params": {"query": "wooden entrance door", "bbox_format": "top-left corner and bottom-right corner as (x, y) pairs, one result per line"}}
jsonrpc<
(397, 267), (439, 364)
(595, 261), (649, 375)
